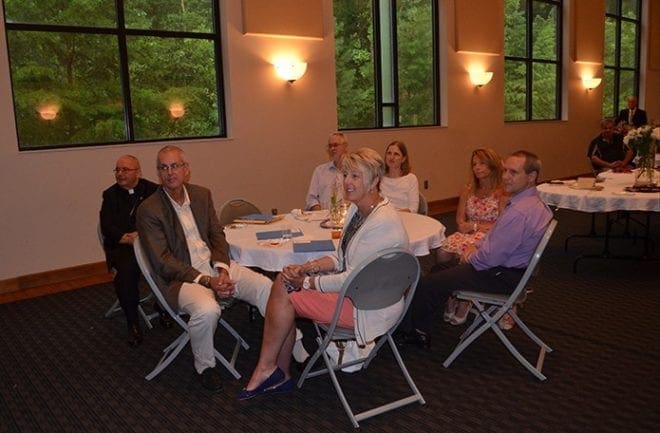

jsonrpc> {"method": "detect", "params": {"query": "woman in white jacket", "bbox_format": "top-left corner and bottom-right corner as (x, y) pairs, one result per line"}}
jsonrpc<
(239, 148), (409, 400)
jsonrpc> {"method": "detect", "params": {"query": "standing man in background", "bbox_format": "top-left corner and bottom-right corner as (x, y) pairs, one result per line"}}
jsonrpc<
(616, 96), (648, 130)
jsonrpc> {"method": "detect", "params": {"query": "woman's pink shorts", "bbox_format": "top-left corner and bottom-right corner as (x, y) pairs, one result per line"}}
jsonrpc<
(289, 289), (354, 328)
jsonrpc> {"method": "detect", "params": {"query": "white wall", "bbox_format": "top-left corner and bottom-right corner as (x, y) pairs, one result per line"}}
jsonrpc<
(0, 0), (658, 280)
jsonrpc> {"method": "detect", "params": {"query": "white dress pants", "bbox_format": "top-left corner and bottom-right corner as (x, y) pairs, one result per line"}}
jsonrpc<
(178, 261), (271, 374)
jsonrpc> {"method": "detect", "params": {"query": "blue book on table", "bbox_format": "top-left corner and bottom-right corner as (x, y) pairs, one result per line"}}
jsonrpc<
(292, 240), (336, 253)
(256, 229), (304, 240)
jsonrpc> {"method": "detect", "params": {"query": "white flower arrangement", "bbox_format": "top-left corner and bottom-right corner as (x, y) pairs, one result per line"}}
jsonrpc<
(623, 125), (653, 147)
(623, 125), (655, 160)
(652, 126), (660, 141)
(624, 125), (658, 186)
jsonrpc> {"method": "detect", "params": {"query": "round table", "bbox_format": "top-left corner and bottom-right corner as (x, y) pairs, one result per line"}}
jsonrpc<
(224, 211), (446, 272)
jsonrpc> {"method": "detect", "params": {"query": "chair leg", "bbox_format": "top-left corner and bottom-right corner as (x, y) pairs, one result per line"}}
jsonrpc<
(214, 318), (250, 380)
(297, 334), (331, 387)
(321, 345), (360, 428)
(491, 325), (548, 381)
(104, 299), (121, 318)
(510, 311), (553, 354)
(138, 305), (155, 330)
(145, 332), (190, 380)
(443, 319), (492, 369)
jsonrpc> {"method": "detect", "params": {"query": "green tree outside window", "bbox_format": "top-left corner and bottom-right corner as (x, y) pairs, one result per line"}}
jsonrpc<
(504, 0), (562, 122)
(602, 0), (641, 118)
(334, 0), (438, 130)
(4, 0), (224, 150)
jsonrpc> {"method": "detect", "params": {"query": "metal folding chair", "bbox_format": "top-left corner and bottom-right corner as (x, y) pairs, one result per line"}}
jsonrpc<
(418, 193), (428, 215)
(218, 198), (261, 227)
(97, 223), (158, 328)
(442, 219), (558, 380)
(133, 237), (249, 380)
(297, 248), (425, 428)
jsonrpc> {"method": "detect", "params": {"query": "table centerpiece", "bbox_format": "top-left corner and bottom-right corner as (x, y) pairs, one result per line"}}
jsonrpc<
(623, 125), (659, 187)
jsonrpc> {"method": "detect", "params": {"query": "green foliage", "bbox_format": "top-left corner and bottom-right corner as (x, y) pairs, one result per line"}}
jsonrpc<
(4, 0), (222, 149)
(334, 0), (436, 129)
(601, 0), (641, 118)
(397, 0), (435, 126)
(4, 0), (115, 27)
(334, 0), (376, 129)
(124, 0), (213, 32)
(504, 0), (560, 121)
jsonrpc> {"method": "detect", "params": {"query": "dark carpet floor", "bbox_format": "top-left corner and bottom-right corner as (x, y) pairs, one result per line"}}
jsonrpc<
(1, 209), (659, 433)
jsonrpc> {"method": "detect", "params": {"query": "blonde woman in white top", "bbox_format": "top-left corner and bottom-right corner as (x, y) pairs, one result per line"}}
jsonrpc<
(380, 141), (420, 213)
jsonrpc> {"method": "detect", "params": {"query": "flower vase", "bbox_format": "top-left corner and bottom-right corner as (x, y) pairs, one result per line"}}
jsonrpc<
(634, 140), (657, 187)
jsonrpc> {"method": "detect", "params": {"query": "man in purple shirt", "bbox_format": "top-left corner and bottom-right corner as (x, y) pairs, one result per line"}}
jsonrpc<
(399, 150), (552, 348)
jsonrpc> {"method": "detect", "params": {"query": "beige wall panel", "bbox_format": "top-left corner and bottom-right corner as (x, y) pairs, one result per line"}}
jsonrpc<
(454, 0), (502, 54)
(242, 0), (324, 38)
(571, 0), (605, 63)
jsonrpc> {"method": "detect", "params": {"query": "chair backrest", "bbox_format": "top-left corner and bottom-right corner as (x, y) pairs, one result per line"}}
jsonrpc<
(417, 193), (428, 215)
(505, 219), (557, 307)
(218, 198), (261, 226)
(344, 248), (420, 311)
(133, 237), (187, 328)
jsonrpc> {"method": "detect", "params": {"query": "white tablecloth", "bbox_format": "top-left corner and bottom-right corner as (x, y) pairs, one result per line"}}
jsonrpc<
(224, 211), (446, 272)
(537, 171), (660, 213)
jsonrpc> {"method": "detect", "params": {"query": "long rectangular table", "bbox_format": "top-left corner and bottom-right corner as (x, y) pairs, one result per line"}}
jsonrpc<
(537, 170), (659, 271)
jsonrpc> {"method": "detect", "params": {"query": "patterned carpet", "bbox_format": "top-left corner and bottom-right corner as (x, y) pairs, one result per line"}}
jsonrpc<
(1, 209), (658, 432)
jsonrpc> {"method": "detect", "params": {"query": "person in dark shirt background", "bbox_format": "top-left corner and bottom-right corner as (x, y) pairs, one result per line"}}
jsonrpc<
(100, 155), (168, 347)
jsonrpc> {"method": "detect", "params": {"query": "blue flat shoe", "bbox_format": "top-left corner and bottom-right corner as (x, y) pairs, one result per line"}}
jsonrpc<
(268, 378), (294, 395)
(237, 367), (286, 401)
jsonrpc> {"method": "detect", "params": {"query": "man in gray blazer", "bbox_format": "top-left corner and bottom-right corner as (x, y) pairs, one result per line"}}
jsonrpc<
(136, 145), (271, 392)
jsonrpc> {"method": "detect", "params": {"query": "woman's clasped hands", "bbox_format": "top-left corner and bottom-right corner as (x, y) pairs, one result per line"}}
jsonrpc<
(282, 264), (306, 290)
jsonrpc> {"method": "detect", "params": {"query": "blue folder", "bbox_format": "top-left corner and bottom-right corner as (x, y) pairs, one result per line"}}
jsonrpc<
(237, 213), (275, 222)
(292, 240), (336, 253)
(255, 229), (304, 240)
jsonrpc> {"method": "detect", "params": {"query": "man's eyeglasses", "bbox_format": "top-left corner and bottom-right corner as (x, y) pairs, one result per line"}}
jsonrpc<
(157, 162), (187, 172)
(113, 167), (139, 174)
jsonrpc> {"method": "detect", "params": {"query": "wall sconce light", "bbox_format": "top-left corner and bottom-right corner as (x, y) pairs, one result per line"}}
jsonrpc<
(168, 102), (186, 119)
(37, 104), (59, 120)
(582, 76), (602, 91)
(469, 70), (494, 87)
(274, 60), (308, 83)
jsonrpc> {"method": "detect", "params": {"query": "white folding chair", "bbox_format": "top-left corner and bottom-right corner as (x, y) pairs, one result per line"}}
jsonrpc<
(133, 237), (249, 380)
(442, 219), (558, 381)
(297, 248), (425, 428)
(97, 223), (158, 328)
(218, 198), (261, 227)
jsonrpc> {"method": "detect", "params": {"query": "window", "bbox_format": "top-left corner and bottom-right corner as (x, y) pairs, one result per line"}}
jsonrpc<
(602, 0), (641, 118)
(504, 0), (562, 121)
(3, 0), (225, 150)
(334, 0), (438, 129)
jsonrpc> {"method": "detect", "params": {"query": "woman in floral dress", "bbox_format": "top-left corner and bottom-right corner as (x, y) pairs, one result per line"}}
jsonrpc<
(437, 148), (508, 325)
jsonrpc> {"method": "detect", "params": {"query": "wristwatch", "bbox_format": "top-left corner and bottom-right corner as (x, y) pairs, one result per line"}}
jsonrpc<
(200, 275), (211, 288)
(302, 276), (311, 290)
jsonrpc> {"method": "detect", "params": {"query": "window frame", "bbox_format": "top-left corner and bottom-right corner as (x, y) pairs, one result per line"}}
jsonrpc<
(335, 0), (440, 131)
(504, 0), (563, 122)
(3, 0), (227, 151)
(602, 0), (642, 118)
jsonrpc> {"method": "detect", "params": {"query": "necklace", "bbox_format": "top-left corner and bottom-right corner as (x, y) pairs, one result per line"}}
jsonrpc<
(358, 195), (382, 218)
